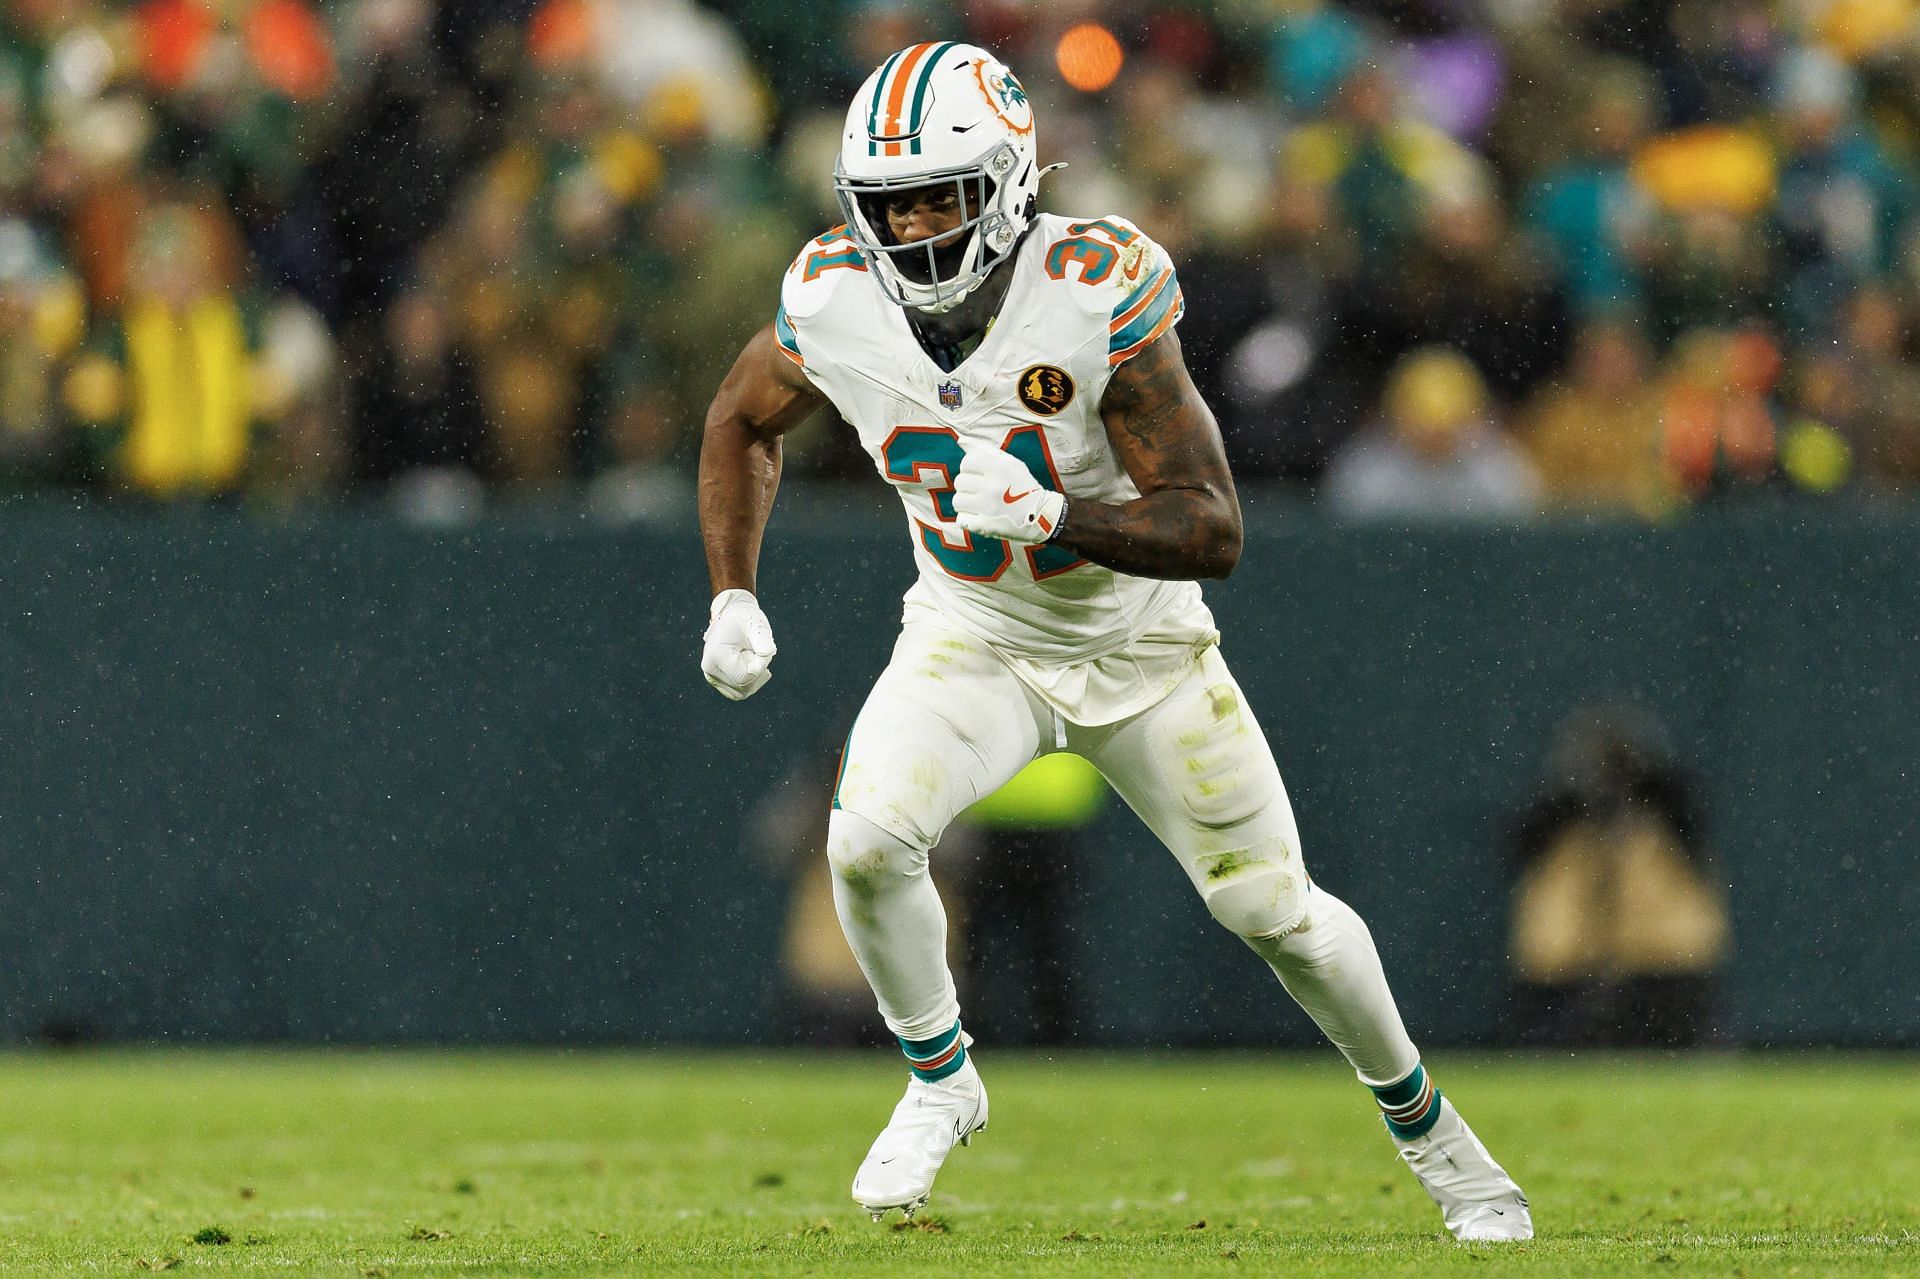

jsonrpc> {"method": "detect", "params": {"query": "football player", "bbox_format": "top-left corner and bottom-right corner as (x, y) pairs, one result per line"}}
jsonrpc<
(698, 41), (1531, 1241)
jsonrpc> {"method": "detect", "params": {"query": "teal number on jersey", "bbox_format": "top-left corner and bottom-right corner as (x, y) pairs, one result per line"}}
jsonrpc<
(880, 425), (1087, 583)
(882, 426), (1013, 581)
(1001, 425), (1088, 578)
(1045, 219), (1139, 285)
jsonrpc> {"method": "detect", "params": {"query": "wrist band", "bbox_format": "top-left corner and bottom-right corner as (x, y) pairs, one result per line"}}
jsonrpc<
(1046, 495), (1069, 543)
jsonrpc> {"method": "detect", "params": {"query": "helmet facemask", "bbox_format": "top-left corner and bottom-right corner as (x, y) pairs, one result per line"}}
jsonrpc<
(835, 142), (1025, 314)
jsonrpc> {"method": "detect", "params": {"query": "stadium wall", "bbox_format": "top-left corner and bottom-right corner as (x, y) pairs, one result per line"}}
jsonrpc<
(0, 505), (1912, 1047)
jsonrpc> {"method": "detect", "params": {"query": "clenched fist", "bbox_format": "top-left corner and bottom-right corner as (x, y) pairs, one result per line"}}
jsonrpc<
(953, 446), (1066, 545)
(701, 589), (776, 700)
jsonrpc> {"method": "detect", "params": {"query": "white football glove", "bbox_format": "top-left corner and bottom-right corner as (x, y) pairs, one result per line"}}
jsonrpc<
(952, 446), (1066, 545)
(701, 588), (776, 700)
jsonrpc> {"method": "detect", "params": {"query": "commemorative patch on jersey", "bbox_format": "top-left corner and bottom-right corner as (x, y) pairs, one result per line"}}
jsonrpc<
(1017, 364), (1074, 416)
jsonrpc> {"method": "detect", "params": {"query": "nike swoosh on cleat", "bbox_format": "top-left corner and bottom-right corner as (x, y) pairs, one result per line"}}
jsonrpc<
(1489, 1209), (1504, 1216)
(878, 1157), (896, 1165)
(1003, 487), (1036, 503)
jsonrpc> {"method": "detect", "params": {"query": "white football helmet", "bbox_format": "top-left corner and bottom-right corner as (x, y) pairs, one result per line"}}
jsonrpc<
(834, 42), (1043, 313)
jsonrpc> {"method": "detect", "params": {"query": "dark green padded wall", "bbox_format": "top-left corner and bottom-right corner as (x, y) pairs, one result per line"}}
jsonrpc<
(0, 506), (1912, 1045)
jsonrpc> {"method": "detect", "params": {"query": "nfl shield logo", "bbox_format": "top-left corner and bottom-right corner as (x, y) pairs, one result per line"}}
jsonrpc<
(938, 380), (963, 409)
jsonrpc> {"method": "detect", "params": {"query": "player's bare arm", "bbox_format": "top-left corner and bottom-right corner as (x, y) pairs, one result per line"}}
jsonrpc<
(698, 325), (825, 595)
(695, 325), (824, 700)
(1058, 328), (1243, 580)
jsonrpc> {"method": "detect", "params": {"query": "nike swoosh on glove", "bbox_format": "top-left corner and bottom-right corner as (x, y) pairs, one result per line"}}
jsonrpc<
(701, 588), (776, 700)
(952, 445), (1065, 545)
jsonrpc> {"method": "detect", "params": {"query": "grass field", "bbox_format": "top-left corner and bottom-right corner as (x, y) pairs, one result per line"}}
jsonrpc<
(0, 1051), (1910, 1276)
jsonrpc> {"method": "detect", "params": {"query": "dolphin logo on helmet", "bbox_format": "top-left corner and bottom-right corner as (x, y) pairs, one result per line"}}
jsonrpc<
(834, 42), (1049, 314)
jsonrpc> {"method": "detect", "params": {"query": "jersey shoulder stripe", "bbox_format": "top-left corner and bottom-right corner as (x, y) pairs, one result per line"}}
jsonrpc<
(1108, 262), (1183, 365)
(773, 301), (804, 366)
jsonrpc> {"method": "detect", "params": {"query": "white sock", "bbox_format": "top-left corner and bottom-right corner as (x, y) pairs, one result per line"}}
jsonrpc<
(1243, 886), (1420, 1086)
(825, 808), (960, 1041)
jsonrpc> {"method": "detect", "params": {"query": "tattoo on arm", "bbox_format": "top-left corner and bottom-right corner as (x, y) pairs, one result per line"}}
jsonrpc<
(1053, 330), (1243, 580)
(1101, 329), (1193, 449)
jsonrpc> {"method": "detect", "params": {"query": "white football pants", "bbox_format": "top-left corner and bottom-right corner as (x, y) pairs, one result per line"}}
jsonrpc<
(826, 620), (1420, 1087)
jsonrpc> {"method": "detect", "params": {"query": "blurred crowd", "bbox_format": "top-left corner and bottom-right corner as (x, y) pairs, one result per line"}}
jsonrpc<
(7, 0), (1920, 519)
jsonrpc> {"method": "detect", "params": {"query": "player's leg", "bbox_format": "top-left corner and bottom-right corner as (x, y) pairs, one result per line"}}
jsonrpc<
(1071, 646), (1419, 1085)
(828, 620), (1046, 1050)
(827, 621), (1046, 1217)
(1073, 646), (1531, 1241)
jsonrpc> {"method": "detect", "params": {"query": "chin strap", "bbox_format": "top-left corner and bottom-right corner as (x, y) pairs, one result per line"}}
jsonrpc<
(914, 289), (971, 317)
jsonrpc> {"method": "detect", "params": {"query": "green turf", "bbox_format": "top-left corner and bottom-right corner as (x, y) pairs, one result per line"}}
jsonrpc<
(0, 1050), (1910, 1275)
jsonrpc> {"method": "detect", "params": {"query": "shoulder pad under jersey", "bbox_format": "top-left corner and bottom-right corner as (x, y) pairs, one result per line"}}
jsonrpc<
(779, 225), (870, 322)
(775, 225), (872, 369)
(1034, 214), (1185, 367)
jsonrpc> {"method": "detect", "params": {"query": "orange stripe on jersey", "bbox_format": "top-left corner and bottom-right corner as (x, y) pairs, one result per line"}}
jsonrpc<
(1109, 286), (1184, 366)
(1108, 266), (1172, 334)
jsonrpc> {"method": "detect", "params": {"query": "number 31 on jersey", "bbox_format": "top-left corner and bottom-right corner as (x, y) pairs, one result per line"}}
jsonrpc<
(882, 425), (1087, 582)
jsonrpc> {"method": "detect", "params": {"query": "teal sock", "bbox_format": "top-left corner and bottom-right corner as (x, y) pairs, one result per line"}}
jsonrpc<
(1371, 1062), (1442, 1139)
(899, 1022), (967, 1083)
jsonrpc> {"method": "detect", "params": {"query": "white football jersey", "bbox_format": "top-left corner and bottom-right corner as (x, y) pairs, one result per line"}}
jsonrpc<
(775, 213), (1219, 720)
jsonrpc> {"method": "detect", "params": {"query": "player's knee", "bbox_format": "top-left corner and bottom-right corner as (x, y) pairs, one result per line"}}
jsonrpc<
(825, 808), (929, 887)
(832, 738), (955, 852)
(1195, 835), (1305, 940)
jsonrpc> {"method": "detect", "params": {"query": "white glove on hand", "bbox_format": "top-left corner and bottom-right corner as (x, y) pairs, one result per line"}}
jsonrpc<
(952, 446), (1066, 545)
(701, 588), (776, 700)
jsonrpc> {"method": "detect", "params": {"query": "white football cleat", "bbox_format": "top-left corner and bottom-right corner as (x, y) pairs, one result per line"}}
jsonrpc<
(852, 1058), (988, 1220)
(1394, 1096), (1533, 1242)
